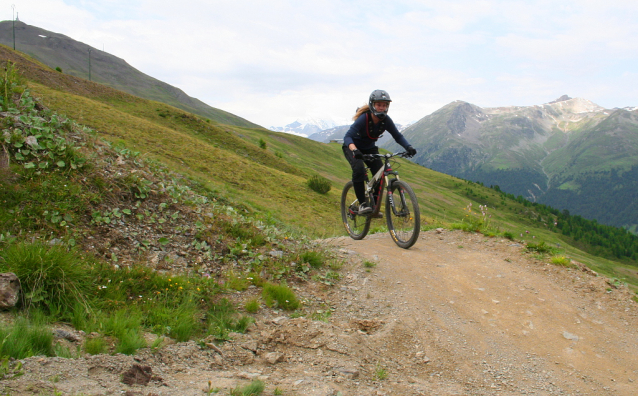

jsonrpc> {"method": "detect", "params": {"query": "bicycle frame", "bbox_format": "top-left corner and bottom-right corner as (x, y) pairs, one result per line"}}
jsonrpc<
(364, 153), (402, 216)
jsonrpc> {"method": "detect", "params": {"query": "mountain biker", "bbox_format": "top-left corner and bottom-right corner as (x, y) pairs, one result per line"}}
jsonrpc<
(343, 89), (417, 214)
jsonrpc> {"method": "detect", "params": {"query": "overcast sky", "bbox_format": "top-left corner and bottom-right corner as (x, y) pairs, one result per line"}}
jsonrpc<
(5, 0), (638, 127)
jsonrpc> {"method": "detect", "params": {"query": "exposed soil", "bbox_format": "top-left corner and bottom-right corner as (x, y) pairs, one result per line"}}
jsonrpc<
(2, 229), (637, 395)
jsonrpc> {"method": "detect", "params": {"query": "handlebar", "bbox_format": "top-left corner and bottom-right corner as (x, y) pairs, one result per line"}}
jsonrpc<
(362, 151), (412, 160)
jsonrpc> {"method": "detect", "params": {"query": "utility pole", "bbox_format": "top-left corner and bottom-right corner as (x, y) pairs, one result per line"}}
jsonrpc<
(88, 48), (92, 81)
(11, 4), (16, 50)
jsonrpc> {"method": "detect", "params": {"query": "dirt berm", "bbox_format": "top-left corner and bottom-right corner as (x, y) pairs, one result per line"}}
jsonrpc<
(2, 229), (637, 395)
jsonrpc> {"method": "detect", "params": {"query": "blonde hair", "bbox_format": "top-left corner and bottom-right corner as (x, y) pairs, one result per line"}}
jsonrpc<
(352, 104), (370, 121)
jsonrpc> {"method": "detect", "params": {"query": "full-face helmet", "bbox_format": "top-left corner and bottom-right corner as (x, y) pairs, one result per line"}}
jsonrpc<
(368, 89), (392, 120)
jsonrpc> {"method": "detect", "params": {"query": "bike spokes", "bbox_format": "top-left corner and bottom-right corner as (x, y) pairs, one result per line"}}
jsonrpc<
(386, 180), (420, 248)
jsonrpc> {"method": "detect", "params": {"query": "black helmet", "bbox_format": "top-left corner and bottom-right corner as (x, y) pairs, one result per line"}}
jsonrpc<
(369, 89), (392, 120)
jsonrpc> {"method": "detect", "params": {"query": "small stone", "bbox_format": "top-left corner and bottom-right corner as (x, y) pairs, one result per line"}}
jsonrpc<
(264, 352), (284, 364)
(562, 331), (579, 341)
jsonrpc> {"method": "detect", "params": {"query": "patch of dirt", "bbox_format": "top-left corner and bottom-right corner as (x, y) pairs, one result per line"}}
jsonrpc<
(2, 230), (637, 395)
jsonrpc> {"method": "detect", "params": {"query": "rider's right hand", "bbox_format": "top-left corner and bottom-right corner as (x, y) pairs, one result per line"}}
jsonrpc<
(353, 149), (363, 160)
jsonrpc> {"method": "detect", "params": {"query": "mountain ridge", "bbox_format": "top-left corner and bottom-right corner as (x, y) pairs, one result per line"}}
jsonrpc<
(0, 20), (259, 128)
(383, 96), (638, 231)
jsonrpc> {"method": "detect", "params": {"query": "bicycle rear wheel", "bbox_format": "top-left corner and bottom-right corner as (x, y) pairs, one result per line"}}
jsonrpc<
(385, 180), (420, 248)
(341, 181), (371, 240)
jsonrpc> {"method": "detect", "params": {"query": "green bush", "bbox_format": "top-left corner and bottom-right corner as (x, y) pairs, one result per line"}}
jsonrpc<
(307, 175), (331, 194)
(262, 282), (299, 310)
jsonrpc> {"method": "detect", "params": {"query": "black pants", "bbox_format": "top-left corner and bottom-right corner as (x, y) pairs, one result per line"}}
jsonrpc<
(342, 145), (383, 205)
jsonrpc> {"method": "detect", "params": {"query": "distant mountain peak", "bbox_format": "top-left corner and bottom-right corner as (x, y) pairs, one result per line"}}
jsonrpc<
(550, 95), (573, 103)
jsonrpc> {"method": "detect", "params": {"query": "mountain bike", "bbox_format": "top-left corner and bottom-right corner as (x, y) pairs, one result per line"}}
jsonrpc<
(340, 151), (420, 249)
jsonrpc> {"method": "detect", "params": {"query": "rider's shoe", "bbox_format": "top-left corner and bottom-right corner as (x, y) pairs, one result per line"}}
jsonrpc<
(358, 203), (372, 215)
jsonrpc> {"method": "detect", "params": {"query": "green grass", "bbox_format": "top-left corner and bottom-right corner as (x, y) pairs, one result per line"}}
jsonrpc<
(0, 242), (92, 318)
(84, 337), (107, 355)
(0, 317), (54, 359)
(262, 282), (300, 311)
(230, 380), (265, 396)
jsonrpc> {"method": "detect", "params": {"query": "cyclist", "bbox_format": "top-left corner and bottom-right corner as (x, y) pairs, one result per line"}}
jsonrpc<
(343, 89), (417, 214)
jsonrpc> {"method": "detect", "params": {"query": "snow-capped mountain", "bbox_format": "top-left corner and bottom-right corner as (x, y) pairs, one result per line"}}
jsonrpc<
(269, 117), (344, 137)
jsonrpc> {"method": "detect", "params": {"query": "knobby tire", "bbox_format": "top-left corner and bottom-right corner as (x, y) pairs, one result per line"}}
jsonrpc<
(341, 181), (371, 240)
(385, 180), (420, 249)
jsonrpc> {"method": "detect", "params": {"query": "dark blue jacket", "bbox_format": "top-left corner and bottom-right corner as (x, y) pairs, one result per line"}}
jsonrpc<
(343, 113), (410, 151)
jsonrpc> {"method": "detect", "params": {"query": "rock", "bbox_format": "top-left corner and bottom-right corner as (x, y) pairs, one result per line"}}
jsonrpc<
(337, 368), (360, 379)
(0, 273), (20, 309)
(562, 331), (579, 341)
(264, 352), (284, 364)
(53, 329), (80, 342)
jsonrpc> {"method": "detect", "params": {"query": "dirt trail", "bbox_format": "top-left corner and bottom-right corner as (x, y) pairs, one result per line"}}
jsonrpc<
(3, 230), (637, 395)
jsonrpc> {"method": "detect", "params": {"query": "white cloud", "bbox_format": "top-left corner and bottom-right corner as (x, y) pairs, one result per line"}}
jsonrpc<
(6, 0), (638, 126)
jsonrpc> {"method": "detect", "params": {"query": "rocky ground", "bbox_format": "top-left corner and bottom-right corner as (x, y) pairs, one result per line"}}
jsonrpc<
(2, 229), (637, 396)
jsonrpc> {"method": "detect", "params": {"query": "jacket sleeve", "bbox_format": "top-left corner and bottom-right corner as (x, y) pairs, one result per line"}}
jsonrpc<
(386, 118), (411, 150)
(343, 115), (366, 147)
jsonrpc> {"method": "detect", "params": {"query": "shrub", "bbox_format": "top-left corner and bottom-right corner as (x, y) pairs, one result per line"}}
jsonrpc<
(258, 138), (267, 149)
(55, 67), (62, 73)
(262, 282), (299, 310)
(307, 175), (331, 194)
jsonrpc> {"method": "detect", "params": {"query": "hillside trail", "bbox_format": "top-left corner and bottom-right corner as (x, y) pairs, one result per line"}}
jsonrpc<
(3, 230), (638, 396)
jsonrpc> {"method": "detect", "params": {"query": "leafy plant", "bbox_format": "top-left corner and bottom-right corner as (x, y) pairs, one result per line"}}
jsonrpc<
(0, 356), (23, 380)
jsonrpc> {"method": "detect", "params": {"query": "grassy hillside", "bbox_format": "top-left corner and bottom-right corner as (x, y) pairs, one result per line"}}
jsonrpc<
(2, 43), (638, 366)
(2, 43), (638, 287)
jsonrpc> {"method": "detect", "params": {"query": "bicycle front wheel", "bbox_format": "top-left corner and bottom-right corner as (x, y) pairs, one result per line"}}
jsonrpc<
(385, 180), (420, 248)
(341, 181), (371, 240)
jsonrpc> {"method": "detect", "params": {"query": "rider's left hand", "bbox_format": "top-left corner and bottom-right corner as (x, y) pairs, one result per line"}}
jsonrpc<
(406, 146), (417, 157)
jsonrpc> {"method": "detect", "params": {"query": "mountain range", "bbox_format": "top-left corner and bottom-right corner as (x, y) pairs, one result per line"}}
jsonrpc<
(0, 20), (258, 128)
(382, 96), (638, 232)
(268, 117), (343, 138)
